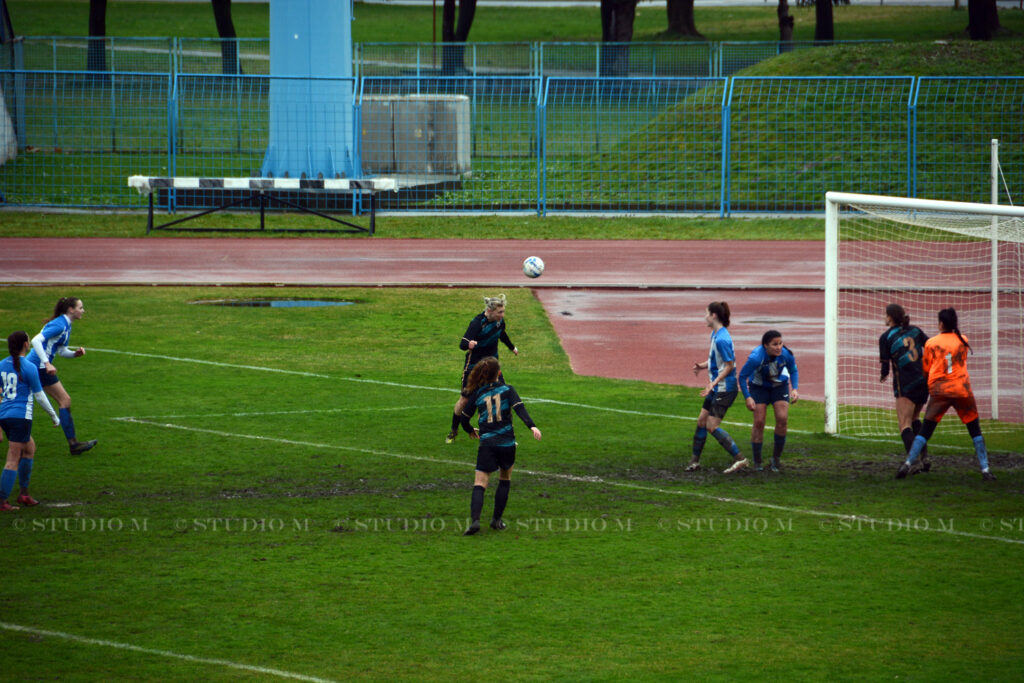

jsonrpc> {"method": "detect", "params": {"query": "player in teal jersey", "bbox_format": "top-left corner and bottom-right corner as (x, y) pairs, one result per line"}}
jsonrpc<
(879, 303), (930, 472)
(457, 357), (541, 535)
(445, 294), (518, 444)
(0, 331), (61, 511)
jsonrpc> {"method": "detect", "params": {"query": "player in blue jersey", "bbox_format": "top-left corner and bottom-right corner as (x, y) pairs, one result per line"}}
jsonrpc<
(457, 357), (541, 535)
(445, 294), (518, 444)
(686, 301), (746, 474)
(739, 330), (799, 472)
(879, 303), (930, 473)
(26, 297), (97, 455)
(1, 331), (62, 511)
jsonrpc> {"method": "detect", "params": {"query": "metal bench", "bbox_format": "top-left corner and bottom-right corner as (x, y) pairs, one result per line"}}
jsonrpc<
(127, 176), (398, 235)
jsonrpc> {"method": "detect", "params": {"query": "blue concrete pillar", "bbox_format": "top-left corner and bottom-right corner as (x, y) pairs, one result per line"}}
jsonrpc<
(260, 0), (357, 178)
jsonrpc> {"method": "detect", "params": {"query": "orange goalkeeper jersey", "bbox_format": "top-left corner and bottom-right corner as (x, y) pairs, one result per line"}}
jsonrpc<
(922, 332), (972, 398)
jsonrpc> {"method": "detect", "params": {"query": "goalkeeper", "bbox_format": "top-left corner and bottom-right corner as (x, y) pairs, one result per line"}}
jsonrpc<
(897, 308), (994, 481)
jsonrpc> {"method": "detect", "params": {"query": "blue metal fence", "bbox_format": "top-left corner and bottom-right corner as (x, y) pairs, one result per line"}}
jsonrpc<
(1, 41), (1021, 215)
(726, 76), (915, 212)
(912, 77), (1024, 204)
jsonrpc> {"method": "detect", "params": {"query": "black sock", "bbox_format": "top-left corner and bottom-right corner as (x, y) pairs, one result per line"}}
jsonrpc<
(493, 480), (511, 520)
(751, 442), (763, 465)
(900, 428), (915, 453)
(470, 485), (485, 522)
(773, 433), (786, 460)
(450, 412), (461, 432)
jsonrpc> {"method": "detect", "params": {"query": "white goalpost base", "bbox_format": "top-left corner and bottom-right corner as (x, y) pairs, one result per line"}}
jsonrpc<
(824, 192), (1024, 437)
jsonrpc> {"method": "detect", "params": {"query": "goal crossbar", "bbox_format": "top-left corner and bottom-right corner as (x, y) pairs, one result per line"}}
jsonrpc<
(825, 192), (1024, 435)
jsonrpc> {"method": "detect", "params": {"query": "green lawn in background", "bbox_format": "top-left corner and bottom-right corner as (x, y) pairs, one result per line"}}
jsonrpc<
(8, 1), (1024, 45)
(0, 285), (1021, 681)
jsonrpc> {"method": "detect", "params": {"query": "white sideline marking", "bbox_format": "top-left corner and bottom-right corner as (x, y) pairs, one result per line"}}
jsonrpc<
(89, 348), (799, 430)
(0, 621), (339, 683)
(93, 347), (968, 449)
(111, 404), (448, 421)
(117, 417), (1024, 546)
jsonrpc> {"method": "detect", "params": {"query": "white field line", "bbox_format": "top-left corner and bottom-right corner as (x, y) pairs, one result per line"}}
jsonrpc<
(93, 347), (964, 450)
(0, 622), (339, 683)
(111, 404), (450, 421)
(116, 417), (1024, 547)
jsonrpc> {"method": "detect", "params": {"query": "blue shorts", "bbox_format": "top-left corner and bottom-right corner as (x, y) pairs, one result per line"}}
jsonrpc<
(38, 369), (59, 388)
(701, 390), (737, 419)
(476, 442), (516, 473)
(0, 418), (32, 443)
(748, 383), (791, 406)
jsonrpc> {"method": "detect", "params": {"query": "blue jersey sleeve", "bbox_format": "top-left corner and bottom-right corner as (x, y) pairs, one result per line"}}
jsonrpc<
(737, 347), (762, 398)
(40, 317), (66, 342)
(714, 332), (735, 364)
(783, 347), (799, 390)
(23, 362), (44, 394)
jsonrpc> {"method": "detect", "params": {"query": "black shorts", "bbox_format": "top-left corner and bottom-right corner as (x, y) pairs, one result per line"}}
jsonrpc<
(476, 442), (516, 473)
(39, 370), (59, 388)
(749, 383), (790, 406)
(701, 390), (737, 419)
(0, 418), (32, 443)
(895, 384), (929, 406)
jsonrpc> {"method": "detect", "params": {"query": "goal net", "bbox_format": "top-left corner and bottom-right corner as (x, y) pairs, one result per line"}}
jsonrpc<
(825, 192), (1024, 437)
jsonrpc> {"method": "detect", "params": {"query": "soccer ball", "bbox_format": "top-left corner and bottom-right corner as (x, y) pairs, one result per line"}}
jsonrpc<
(523, 256), (545, 279)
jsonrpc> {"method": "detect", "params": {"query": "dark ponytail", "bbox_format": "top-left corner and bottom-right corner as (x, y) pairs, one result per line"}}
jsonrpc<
(48, 296), (80, 323)
(465, 356), (501, 395)
(885, 303), (910, 330)
(938, 307), (972, 354)
(708, 301), (731, 328)
(7, 330), (28, 380)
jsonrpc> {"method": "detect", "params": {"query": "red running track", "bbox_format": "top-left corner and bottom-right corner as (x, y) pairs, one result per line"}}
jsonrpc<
(0, 238), (827, 399)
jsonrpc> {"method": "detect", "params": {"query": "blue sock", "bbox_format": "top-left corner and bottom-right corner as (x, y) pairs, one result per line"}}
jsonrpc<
(692, 427), (708, 458)
(59, 407), (77, 442)
(712, 428), (740, 457)
(906, 435), (927, 464)
(773, 433), (786, 459)
(17, 458), (32, 490)
(973, 435), (989, 471)
(0, 468), (15, 501)
(751, 442), (763, 464)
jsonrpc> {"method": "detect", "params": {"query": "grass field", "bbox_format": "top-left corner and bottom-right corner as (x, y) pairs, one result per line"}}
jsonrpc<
(1, 285), (1022, 681)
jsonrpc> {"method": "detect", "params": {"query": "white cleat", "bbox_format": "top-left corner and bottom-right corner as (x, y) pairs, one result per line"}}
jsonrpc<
(723, 458), (748, 474)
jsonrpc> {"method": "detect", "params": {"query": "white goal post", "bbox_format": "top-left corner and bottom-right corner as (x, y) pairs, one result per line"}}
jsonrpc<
(824, 192), (1024, 436)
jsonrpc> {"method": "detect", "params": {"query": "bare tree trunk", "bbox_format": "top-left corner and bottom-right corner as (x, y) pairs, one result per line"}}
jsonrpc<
(666, 0), (703, 38)
(211, 0), (241, 75)
(777, 0), (795, 44)
(814, 0), (834, 41)
(442, 0), (478, 74)
(967, 0), (1002, 39)
(87, 0), (106, 72)
(600, 0), (637, 77)
(967, 0), (991, 39)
